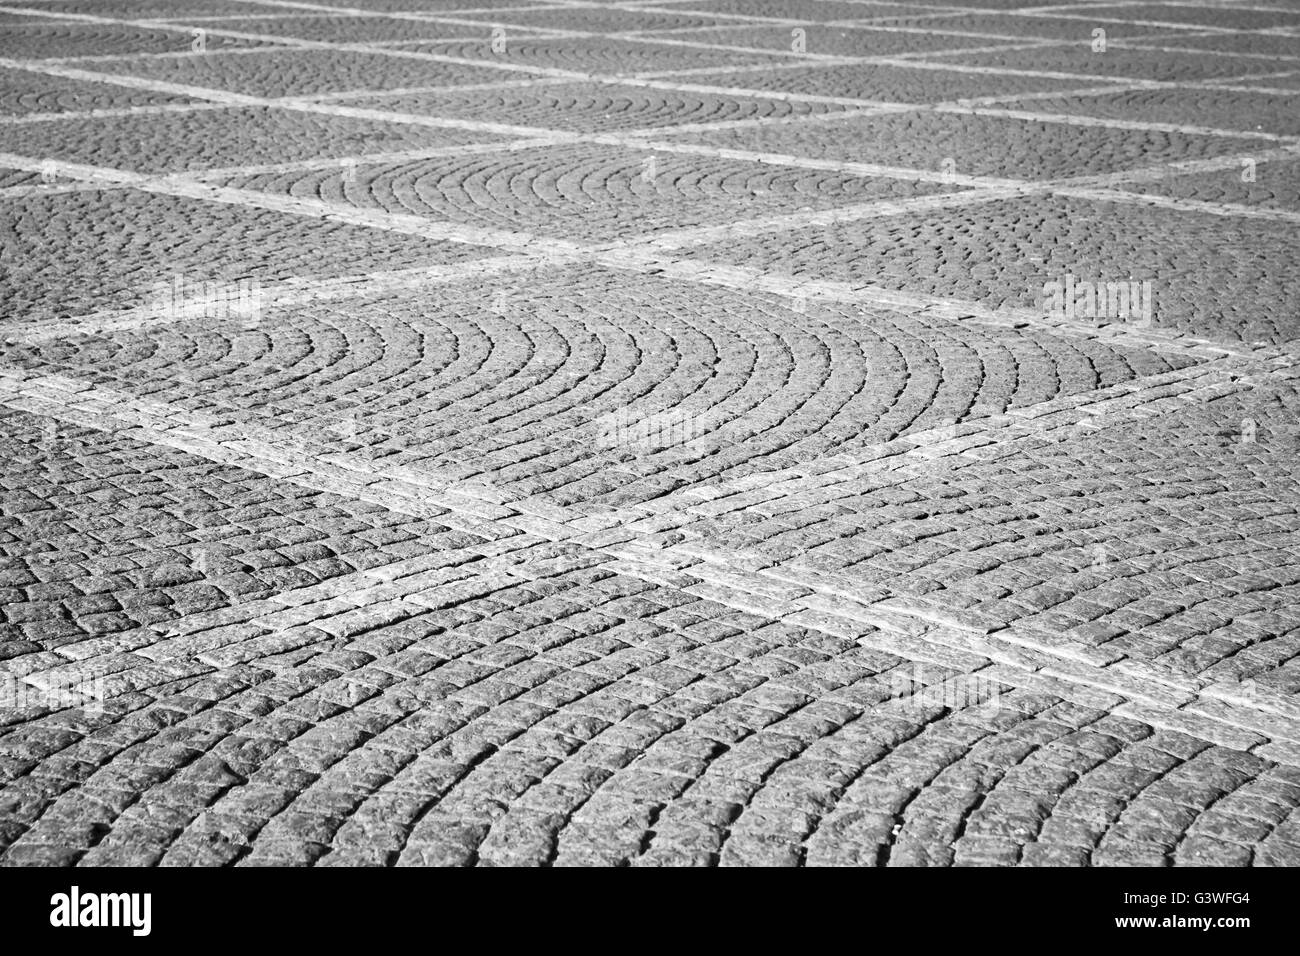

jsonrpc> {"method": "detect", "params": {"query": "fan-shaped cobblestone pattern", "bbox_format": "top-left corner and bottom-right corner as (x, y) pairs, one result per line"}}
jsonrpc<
(680, 195), (1300, 343)
(204, 15), (552, 46)
(677, 110), (1262, 179)
(634, 24), (1014, 58)
(0, 105), (511, 174)
(1, 355), (1298, 863)
(91, 47), (522, 97)
(0, 65), (200, 115)
(932, 45), (1284, 82)
(0, 22), (268, 59)
(1121, 158), (1300, 213)
(636, 62), (1104, 102)
(621, 370), (1300, 682)
(295, 0), (546, 11)
(409, 37), (788, 75)
(1, 271), (1196, 497)
(451, 8), (738, 35)
(1017, 87), (1300, 137)
(679, 0), (932, 19)
(875, 13), (1185, 42)
(2, 0), (1299, 867)
(351, 81), (853, 134)
(209, 147), (957, 241)
(0, 189), (498, 322)
(3, 544), (1299, 866)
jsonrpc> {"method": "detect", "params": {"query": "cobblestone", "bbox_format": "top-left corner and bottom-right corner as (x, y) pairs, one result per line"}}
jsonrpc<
(0, 0), (1298, 868)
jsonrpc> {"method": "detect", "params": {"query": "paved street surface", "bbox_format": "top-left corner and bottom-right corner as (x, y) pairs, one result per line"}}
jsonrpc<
(1, 0), (1299, 868)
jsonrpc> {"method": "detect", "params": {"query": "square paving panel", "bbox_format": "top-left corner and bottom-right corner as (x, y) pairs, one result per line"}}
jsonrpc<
(209, 141), (961, 242)
(872, 12), (1190, 42)
(1119, 157), (1300, 214)
(448, 7), (738, 34)
(90, 47), (518, 97)
(678, 193), (1300, 344)
(1013, 86), (1300, 138)
(0, 105), (515, 174)
(672, 109), (1259, 180)
(0, 22), (268, 58)
(352, 79), (854, 134)
(0, 188), (498, 323)
(201, 14), (542, 45)
(13, 266), (1196, 507)
(674, 62), (1127, 104)
(409, 37), (787, 75)
(665, 0), (937, 19)
(635, 24), (1009, 57)
(0, 65), (202, 115)
(929, 44), (1277, 83)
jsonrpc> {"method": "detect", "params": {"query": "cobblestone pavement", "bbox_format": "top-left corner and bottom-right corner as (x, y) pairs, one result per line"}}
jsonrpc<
(1, 0), (1299, 868)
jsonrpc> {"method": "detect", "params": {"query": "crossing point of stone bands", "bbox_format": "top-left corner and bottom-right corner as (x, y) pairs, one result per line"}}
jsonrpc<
(0, 0), (1298, 876)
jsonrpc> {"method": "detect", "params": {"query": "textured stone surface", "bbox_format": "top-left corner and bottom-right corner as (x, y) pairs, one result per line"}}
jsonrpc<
(1, 0), (1299, 869)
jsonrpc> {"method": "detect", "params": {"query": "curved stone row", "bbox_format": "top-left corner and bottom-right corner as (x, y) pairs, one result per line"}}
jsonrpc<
(680, 195), (1300, 344)
(663, 377), (1300, 683)
(0, 65), (197, 116)
(216, 145), (937, 241)
(91, 46), (518, 99)
(11, 273), (1188, 507)
(0, 105), (500, 177)
(411, 37), (784, 76)
(348, 80), (846, 133)
(1122, 158), (1300, 213)
(0, 22), (259, 60)
(4, 559), (1297, 866)
(0, 188), (487, 322)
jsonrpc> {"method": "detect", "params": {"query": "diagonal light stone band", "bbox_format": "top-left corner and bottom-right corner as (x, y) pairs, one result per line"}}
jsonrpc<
(2, 360), (1297, 764)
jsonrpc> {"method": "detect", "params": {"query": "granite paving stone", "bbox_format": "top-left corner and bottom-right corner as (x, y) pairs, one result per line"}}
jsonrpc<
(1, 0), (1297, 869)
